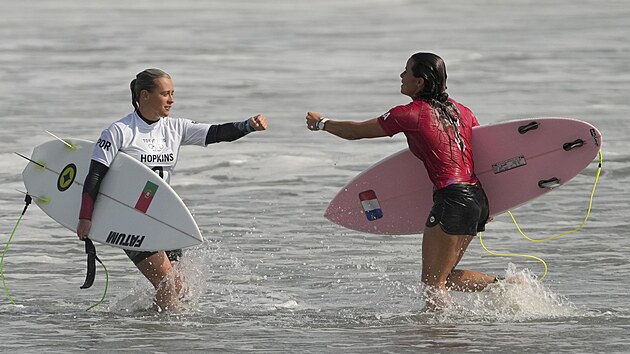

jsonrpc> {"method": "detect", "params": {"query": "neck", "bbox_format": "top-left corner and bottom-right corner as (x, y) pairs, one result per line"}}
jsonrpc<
(136, 109), (160, 125)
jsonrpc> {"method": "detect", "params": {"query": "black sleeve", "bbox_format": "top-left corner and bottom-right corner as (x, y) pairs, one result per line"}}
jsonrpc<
(205, 121), (252, 145)
(79, 160), (109, 220)
(83, 160), (109, 201)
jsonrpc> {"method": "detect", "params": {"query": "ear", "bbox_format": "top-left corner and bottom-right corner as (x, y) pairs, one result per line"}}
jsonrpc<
(413, 77), (425, 97)
(416, 77), (425, 89)
(140, 90), (150, 100)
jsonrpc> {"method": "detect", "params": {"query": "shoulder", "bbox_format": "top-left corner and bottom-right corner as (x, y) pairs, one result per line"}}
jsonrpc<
(396, 100), (428, 112)
(384, 100), (432, 121)
(163, 116), (202, 125)
(100, 112), (137, 142)
(449, 98), (474, 116)
(384, 100), (419, 116)
(378, 100), (429, 134)
(449, 98), (479, 127)
(162, 116), (204, 129)
(107, 112), (136, 130)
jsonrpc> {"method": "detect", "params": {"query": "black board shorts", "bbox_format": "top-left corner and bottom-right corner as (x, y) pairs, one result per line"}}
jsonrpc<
(124, 249), (183, 265)
(426, 182), (489, 236)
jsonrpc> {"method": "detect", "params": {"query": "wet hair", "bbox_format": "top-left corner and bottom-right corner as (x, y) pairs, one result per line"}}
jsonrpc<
(409, 52), (448, 102)
(410, 53), (466, 163)
(130, 68), (171, 110)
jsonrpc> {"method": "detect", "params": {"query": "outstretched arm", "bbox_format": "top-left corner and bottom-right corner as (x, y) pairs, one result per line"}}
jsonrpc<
(206, 114), (268, 144)
(305, 112), (387, 140)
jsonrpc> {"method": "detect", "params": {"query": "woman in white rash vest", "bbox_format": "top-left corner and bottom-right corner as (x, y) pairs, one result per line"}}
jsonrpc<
(76, 68), (268, 312)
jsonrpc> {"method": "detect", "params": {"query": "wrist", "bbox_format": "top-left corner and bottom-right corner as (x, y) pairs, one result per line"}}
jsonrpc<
(317, 117), (329, 131)
(244, 118), (255, 133)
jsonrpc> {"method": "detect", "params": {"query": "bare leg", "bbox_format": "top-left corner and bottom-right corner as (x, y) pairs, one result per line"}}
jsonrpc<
(170, 260), (187, 300)
(421, 225), (468, 310)
(135, 251), (179, 312)
(447, 269), (496, 292)
(445, 236), (496, 292)
(421, 226), (495, 310)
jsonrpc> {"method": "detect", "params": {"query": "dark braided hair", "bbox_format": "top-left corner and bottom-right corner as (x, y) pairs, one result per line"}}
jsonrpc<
(130, 68), (171, 110)
(409, 52), (467, 162)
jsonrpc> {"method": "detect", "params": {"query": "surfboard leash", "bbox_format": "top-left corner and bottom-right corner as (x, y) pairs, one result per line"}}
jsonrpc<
(478, 231), (549, 280)
(81, 239), (109, 311)
(508, 149), (602, 243)
(479, 149), (603, 281)
(1, 194), (32, 305)
(2, 192), (109, 311)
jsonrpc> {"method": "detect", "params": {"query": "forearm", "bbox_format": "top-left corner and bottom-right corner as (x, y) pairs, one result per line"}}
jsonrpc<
(306, 112), (387, 140)
(79, 160), (109, 220)
(205, 115), (268, 144)
(321, 120), (372, 140)
(205, 121), (253, 144)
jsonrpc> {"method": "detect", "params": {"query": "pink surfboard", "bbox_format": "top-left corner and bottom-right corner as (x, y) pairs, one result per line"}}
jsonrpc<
(325, 118), (602, 235)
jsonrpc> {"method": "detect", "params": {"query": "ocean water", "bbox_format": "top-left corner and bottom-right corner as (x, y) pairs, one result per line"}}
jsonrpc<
(1, 0), (629, 352)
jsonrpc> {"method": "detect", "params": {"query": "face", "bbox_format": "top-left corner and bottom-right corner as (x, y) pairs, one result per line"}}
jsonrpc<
(400, 58), (424, 98)
(140, 77), (174, 120)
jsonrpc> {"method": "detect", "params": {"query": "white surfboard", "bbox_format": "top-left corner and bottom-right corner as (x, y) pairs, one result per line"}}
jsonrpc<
(21, 138), (203, 251)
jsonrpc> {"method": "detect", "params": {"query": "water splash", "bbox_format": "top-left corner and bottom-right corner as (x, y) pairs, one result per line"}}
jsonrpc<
(425, 263), (583, 323)
(107, 246), (218, 315)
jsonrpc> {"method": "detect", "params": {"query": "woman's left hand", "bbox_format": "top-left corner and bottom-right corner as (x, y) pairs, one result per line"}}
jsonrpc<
(249, 114), (268, 131)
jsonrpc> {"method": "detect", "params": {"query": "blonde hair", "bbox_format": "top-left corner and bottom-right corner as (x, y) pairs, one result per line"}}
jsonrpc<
(129, 68), (171, 109)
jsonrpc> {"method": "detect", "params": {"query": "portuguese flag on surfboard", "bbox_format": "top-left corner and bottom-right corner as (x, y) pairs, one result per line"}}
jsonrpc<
(135, 181), (159, 213)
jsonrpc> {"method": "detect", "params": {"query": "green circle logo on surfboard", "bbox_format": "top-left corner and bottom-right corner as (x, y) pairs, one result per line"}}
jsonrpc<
(57, 163), (76, 192)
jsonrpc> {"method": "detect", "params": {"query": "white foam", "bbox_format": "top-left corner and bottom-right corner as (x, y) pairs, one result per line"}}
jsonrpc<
(428, 263), (584, 323)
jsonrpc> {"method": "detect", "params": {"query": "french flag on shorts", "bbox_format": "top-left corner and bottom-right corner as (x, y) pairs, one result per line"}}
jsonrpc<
(359, 190), (383, 221)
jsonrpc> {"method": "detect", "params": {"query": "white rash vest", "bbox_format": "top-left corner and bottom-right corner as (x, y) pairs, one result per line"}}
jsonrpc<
(91, 111), (211, 183)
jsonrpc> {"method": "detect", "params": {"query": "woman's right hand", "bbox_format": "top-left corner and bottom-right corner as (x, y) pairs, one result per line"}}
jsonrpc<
(248, 114), (268, 131)
(76, 219), (92, 240)
(305, 111), (323, 130)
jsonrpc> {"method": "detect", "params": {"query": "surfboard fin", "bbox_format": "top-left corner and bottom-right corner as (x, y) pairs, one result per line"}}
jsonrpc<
(15, 152), (47, 170)
(563, 139), (585, 151)
(518, 121), (540, 134)
(15, 190), (50, 205)
(45, 130), (76, 150)
(518, 121), (539, 134)
(538, 177), (561, 189)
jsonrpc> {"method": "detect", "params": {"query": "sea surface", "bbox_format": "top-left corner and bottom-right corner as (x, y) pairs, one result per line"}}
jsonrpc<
(1, 0), (629, 352)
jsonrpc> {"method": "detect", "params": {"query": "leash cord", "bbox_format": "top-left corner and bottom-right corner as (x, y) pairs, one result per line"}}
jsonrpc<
(481, 149), (602, 281)
(509, 150), (602, 242)
(1, 193), (109, 310)
(85, 254), (109, 312)
(479, 231), (549, 280)
(1, 195), (32, 305)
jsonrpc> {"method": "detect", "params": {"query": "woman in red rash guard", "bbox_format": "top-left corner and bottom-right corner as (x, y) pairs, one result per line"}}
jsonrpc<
(305, 52), (499, 310)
